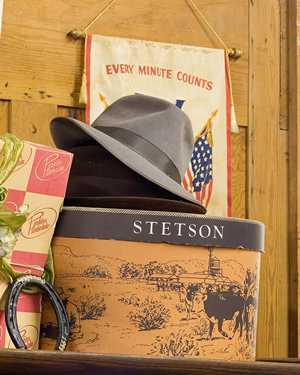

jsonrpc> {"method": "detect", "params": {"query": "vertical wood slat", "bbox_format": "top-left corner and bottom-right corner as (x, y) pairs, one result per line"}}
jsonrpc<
(287, 0), (298, 357)
(9, 100), (57, 146)
(0, 100), (9, 134)
(296, 0), (300, 358)
(280, 128), (291, 355)
(249, 0), (288, 358)
(231, 129), (246, 218)
(280, 0), (288, 131)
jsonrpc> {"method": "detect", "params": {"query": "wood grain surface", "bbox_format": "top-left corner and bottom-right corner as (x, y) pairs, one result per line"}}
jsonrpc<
(289, 0), (300, 358)
(0, 100), (9, 134)
(231, 129), (246, 218)
(0, 350), (299, 375)
(297, 0), (300, 358)
(280, 0), (288, 131)
(9, 100), (57, 146)
(248, 0), (288, 358)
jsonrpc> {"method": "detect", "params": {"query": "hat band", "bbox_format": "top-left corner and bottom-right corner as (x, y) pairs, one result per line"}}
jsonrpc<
(96, 126), (181, 183)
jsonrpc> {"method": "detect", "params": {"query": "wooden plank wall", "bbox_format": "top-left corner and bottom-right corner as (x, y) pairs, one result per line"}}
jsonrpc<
(290, 0), (300, 358)
(0, 0), (291, 358)
(249, 0), (289, 358)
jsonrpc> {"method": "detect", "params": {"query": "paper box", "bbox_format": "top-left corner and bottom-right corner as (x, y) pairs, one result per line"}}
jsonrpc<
(41, 207), (264, 361)
(0, 139), (73, 349)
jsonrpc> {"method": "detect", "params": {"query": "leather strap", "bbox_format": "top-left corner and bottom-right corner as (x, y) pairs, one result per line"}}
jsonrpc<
(97, 126), (182, 183)
(5, 275), (70, 351)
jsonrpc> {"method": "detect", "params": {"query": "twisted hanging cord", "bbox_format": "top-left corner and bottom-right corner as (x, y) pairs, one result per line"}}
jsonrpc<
(68, 0), (117, 102)
(68, 0), (241, 58)
(82, 0), (117, 34)
(68, 0), (117, 39)
(67, 0), (241, 59)
(70, 0), (229, 48)
(185, 0), (229, 52)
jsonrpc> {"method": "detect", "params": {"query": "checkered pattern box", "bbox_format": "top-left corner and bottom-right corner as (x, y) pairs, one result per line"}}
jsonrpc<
(0, 140), (73, 349)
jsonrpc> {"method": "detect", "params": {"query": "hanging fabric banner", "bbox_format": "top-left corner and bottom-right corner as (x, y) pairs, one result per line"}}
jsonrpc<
(84, 34), (235, 216)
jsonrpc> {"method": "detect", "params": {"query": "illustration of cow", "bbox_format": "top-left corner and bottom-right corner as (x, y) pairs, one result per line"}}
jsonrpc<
(179, 281), (256, 342)
(202, 284), (256, 341)
(203, 284), (243, 339)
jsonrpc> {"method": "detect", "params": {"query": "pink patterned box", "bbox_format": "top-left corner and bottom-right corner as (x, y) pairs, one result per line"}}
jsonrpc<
(0, 140), (73, 349)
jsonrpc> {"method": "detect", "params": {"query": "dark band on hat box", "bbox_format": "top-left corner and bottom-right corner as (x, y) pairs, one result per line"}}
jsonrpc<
(55, 207), (264, 251)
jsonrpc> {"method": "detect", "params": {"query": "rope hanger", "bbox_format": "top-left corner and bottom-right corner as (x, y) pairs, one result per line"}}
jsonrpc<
(67, 0), (242, 60)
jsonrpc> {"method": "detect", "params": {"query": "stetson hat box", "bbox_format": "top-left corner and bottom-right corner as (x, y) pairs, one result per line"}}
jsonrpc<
(41, 207), (264, 361)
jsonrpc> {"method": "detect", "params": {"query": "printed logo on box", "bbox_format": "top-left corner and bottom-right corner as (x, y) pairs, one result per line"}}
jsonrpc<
(21, 207), (58, 239)
(8, 325), (38, 350)
(35, 152), (70, 181)
(27, 149), (72, 196)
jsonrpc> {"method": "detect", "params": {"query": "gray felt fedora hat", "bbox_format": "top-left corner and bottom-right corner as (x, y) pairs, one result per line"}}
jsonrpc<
(50, 94), (206, 213)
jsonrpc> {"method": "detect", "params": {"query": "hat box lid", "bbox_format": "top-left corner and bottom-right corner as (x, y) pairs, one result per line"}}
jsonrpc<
(54, 207), (264, 252)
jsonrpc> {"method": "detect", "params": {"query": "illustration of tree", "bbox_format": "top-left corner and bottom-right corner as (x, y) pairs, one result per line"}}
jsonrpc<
(143, 261), (163, 280)
(79, 294), (106, 320)
(169, 264), (186, 276)
(129, 298), (170, 330)
(119, 261), (186, 280)
(83, 264), (111, 279)
(143, 262), (186, 279)
(119, 262), (143, 279)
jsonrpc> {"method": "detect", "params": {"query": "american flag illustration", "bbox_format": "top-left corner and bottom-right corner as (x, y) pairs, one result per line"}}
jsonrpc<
(182, 110), (217, 208)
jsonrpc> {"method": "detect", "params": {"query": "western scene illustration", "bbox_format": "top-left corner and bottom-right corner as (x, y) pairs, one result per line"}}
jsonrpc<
(41, 238), (260, 360)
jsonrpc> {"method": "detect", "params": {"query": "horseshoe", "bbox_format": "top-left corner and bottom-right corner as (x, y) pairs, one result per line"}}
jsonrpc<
(5, 275), (69, 351)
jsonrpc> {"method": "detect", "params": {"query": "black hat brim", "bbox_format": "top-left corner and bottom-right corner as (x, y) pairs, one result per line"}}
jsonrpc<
(64, 196), (206, 214)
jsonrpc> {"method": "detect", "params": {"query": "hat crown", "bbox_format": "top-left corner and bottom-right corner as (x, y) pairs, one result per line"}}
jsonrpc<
(92, 94), (194, 179)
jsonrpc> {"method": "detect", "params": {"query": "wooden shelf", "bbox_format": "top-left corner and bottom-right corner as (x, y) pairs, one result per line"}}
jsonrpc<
(0, 350), (299, 375)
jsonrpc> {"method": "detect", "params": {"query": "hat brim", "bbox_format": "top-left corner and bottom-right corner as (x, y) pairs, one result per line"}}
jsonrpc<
(51, 117), (206, 214)
(64, 196), (205, 214)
